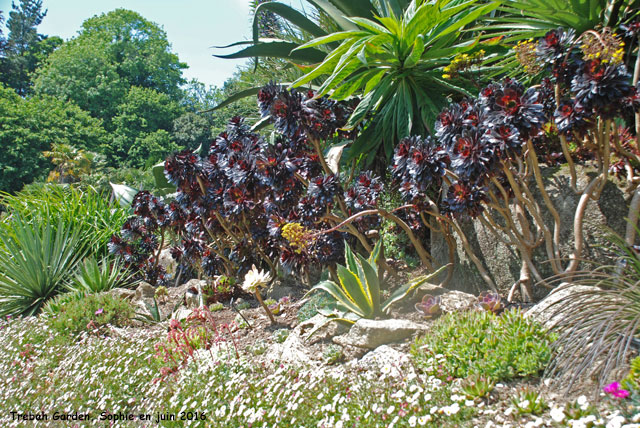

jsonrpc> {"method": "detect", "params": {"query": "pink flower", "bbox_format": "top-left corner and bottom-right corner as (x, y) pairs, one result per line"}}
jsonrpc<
(603, 382), (630, 399)
(94, 308), (104, 315)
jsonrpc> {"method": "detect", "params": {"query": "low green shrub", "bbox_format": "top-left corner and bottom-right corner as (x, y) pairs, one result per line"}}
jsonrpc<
(47, 293), (133, 336)
(411, 309), (554, 382)
(322, 344), (344, 365)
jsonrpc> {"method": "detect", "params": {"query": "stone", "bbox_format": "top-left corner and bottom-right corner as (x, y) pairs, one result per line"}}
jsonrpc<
(265, 323), (317, 366)
(108, 287), (136, 301)
(340, 345), (414, 379)
(333, 318), (428, 349)
(183, 279), (206, 308)
(296, 314), (349, 343)
(439, 290), (476, 313)
(524, 283), (597, 329)
(158, 248), (177, 275)
(134, 282), (156, 301)
(172, 307), (192, 322)
(263, 280), (296, 301)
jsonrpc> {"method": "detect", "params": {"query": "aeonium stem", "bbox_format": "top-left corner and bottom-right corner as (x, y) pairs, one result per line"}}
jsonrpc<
(255, 289), (276, 325)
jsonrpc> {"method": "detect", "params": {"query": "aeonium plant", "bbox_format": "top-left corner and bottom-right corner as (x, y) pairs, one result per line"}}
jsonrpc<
(389, 26), (640, 301)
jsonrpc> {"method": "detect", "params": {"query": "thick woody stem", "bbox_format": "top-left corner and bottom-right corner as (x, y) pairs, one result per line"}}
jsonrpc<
(255, 289), (277, 325)
(626, 188), (640, 246)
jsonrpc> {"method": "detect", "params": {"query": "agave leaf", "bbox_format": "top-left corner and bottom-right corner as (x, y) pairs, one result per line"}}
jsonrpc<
(367, 239), (382, 267)
(381, 264), (450, 313)
(358, 253), (381, 315)
(336, 264), (374, 317)
(215, 41), (327, 63)
(206, 87), (261, 112)
(305, 280), (364, 316)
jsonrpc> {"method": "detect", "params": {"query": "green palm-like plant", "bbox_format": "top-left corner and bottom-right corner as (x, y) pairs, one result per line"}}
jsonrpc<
(486, 0), (638, 43)
(291, 0), (499, 159)
(0, 216), (88, 316)
(306, 240), (449, 324)
(68, 256), (138, 294)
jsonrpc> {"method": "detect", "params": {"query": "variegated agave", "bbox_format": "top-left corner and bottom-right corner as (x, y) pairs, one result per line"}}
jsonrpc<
(305, 240), (449, 331)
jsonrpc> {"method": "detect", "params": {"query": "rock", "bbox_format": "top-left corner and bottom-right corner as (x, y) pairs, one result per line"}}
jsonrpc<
(346, 345), (413, 378)
(524, 283), (597, 329)
(158, 248), (177, 275)
(296, 314), (349, 343)
(108, 287), (136, 301)
(333, 318), (428, 349)
(264, 280), (295, 301)
(134, 282), (156, 301)
(183, 279), (206, 308)
(439, 290), (476, 313)
(172, 307), (192, 322)
(265, 324), (317, 366)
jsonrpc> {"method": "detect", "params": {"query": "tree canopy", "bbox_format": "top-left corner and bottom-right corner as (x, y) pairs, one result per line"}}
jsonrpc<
(0, 85), (107, 193)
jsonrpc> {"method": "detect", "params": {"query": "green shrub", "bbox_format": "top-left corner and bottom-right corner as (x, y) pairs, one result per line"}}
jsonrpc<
(322, 345), (344, 365)
(411, 309), (554, 382)
(47, 292), (133, 336)
(0, 216), (87, 316)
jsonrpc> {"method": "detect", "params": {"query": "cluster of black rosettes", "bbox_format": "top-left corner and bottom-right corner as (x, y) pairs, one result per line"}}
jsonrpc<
(111, 82), (365, 284)
(344, 172), (383, 231)
(109, 192), (171, 285)
(391, 136), (449, 206)
(257, 83), (358, 140)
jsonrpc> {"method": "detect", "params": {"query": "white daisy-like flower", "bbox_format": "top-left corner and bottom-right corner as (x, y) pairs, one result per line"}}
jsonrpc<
(549, 406), (566, 423)
(242, 265), (272, 293)
(418, 415), (432, 426)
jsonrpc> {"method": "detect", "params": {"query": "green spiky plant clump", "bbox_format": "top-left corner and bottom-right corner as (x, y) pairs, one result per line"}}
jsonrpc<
(47, 293), (133, 336)
(545, 228), (640, 390)
(1, 184), (128, 257)
(0, 216), (88, 317)
(68, 256), (138, 294)
(411, 309), (554, 382)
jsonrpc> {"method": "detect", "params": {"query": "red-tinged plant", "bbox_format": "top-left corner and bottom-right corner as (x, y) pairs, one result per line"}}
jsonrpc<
(415, 294), (442, 319)
(476, 291), (503, 314)
(153, 306), (239, 383)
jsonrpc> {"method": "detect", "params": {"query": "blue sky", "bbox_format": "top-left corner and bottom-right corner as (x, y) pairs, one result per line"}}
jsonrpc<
(0, 0), (265, 88)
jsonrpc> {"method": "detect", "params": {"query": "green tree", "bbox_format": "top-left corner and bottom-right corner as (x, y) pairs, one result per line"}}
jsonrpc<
(33, 9), (187, 125)
(109, 86), (182, 167)
(0, 0), (61, 95)
(0, 86), (107, 192)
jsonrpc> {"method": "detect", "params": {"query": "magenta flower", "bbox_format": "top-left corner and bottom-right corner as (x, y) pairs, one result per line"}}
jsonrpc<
(603, 382), (630, 398)
(94, 308), (104, 316)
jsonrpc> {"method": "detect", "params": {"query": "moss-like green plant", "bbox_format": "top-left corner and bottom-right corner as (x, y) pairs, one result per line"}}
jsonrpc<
(47, 293), (133, 336)
(411, 309), (554, 382)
